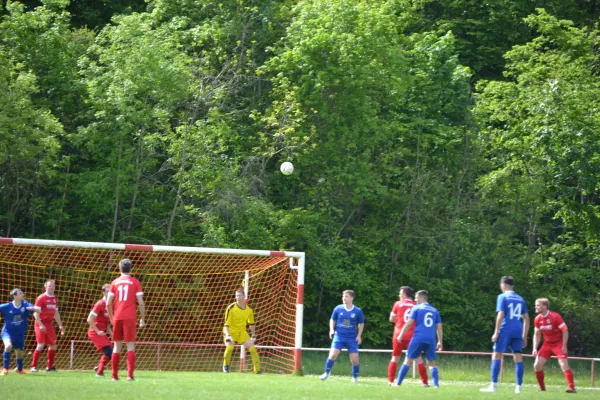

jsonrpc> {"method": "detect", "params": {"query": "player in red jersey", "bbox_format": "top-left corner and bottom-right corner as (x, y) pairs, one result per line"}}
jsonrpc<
(31, 280), (65, 372)
(87, 284), (113, 377)
(388, 286), (428, 386)
(106, 258), (146, 381)
(533, 298), (576, 393)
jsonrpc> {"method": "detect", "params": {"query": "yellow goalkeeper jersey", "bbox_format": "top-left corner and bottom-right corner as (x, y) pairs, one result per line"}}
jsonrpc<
(224, 302), (255, 333)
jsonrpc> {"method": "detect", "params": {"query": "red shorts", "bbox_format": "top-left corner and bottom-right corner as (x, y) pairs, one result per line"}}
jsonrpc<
(538, 341), (568, 360)
(35, 322), (56, 345)
(88, 329), (112, 350)
(112, 319), (136, 342)
(392, 337), (412, 357)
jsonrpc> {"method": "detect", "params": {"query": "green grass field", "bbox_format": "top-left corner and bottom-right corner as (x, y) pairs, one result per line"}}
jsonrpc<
(2, 370), (599, 400)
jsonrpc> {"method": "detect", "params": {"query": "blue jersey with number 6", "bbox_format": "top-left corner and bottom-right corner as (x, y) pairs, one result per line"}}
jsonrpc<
(496, 291), (528, 337)
(409, 303), (442, 344)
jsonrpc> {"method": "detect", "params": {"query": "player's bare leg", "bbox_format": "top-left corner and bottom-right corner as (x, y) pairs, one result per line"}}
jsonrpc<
(320, 348), (340, 380)
(558, 358), (576, 393)
(125, 342), (136, 381)
(534, 356), (548, 391)
(112, 341), (123, 381)
(2, 339), (13, 375)
(31, 343), (46, 372)
(349, 352), (360, 383)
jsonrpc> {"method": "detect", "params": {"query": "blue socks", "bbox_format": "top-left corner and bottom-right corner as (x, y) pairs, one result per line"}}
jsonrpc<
(491, 359), (501, 383)
(3, 351), (10, 369)
(352, 364), (360, 378)
(430, 367), (439, 387)
(324, 358), (335, 374)
(516, 361), (524, 385)
(16, 357), (24, 371)
(397, 363), (410, 385)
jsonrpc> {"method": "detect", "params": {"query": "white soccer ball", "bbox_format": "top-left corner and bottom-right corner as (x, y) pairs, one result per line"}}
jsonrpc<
(280, 161), (294, 175)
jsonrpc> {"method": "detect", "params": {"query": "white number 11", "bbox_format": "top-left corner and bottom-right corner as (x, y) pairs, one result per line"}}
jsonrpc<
(117, 285), (129, 301)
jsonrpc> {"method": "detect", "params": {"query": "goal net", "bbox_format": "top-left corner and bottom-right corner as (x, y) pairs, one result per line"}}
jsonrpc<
(0, 238), (305, 374)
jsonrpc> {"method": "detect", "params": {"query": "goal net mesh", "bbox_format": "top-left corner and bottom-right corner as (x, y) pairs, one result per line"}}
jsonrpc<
(0, 241), (298, 373)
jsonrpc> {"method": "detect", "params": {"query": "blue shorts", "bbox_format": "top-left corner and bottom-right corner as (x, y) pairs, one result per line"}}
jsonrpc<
(1, 329), (25, 350)
(331, 336), (359, 353)
(406, 340), (437, 361)
(493, 333), (523, 354)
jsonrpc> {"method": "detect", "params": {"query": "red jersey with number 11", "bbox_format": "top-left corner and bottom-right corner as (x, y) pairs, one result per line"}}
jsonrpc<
(109, 275), (143, 321)
(391, 299), (416, 340)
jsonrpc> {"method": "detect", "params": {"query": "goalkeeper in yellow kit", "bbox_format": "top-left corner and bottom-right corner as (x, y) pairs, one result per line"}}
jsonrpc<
(222, 288), (261, 374)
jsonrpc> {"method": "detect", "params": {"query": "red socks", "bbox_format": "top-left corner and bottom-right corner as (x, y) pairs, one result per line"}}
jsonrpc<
(112, 353), (121, 379)
(387, 361), (398, 383)
(418, 362), (429, 385)
(31, 350), (41, 368)
(536, 370), (545, 390)
(47, 349), (56, 369)
(127, 351), (136, 379)
(97, 355), (110, 375)
(564, 369), (575, 390)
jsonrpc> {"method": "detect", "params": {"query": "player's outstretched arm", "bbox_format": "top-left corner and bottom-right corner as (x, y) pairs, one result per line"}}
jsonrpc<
(436, 323), (443, 351)
(55, 309), (65, 335)
(522, 313), (530, 348)
(356, 323), (364, 344)
(396, 319), (414, 342)
(492, 311), (504, 342)
(137, 294), (146, 328)
(329, 318), (335, 339)
(87, 311), (105, 336)
(532, 328), (541, 356)
(106, 292), (115, 324)
(33, 311), (46, 332)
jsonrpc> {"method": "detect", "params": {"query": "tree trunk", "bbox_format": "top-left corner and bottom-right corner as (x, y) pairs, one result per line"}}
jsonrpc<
(111, 136), (124, 242)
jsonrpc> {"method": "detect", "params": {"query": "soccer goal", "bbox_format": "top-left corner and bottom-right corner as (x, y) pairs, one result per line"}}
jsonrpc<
(0, 238), (305, 374)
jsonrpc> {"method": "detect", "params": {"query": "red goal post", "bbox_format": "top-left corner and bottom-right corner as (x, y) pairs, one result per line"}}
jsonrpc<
(0, 238), (305, 374)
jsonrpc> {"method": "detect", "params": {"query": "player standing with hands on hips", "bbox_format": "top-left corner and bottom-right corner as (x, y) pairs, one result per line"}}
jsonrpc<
(320, 290), (364, 383)
(31, 280), (65, 372)
(107, 258), (146, 381)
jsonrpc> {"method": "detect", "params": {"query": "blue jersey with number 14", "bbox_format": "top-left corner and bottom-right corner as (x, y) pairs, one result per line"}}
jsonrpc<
(409, 303), (442, 345)
(497, 291), (528, 336)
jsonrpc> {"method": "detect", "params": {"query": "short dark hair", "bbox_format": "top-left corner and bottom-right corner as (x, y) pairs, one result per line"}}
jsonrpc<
(400, 286), (414, 298)
(10, 288), (21, 299)
(343, 290), (356, 299)
(235, 288), (246, 295)
(119, 258), (132, 273)
(500, 276), (514, 286)
(416, 290), (429, 300)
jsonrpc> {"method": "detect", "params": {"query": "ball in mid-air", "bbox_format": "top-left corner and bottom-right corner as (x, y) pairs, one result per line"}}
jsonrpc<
(280, 161), (294, 175)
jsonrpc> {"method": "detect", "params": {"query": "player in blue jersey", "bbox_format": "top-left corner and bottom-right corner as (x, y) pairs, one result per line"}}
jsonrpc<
(1, 288), (40, 375)
(319, 290), (364, 383)
(395, 290), (443, 388)
(480, 276), (530, 394)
